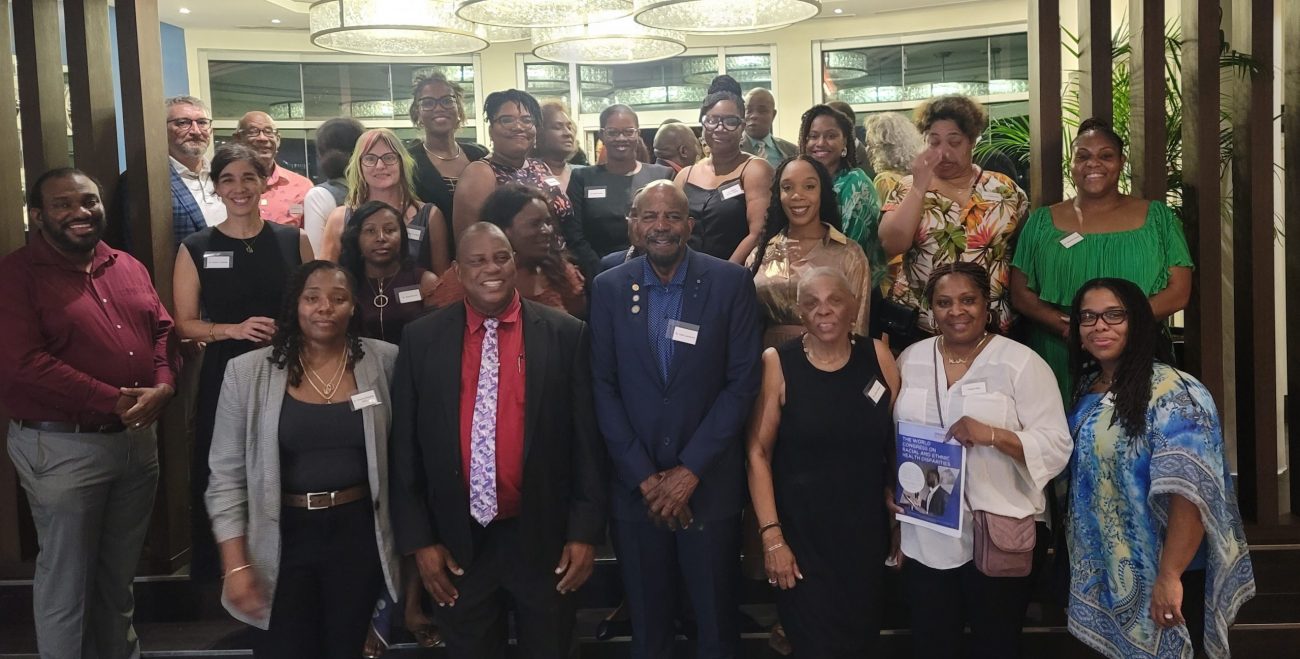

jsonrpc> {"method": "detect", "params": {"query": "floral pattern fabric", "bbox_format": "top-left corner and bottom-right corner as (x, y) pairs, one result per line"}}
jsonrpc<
(1067, 364), (1254, 659)
(880, 169), (1027, 334)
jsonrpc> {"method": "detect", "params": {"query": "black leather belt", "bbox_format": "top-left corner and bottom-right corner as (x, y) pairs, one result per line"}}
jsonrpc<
(16, 419), (127, 434)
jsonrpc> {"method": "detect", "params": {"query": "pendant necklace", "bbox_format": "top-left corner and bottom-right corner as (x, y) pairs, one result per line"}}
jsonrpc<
(425, 140), (462, 162)
(940, 332), (991, 365)
(302, 346), (348, 402)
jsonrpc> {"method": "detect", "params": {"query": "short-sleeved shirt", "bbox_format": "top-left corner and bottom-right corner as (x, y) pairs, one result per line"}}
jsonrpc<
(260, 164), (314, 228)
(881, 169), (1027, 334)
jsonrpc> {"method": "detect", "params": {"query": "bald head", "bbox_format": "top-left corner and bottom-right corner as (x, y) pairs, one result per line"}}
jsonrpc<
(234, 111), (280, 171)
(632, 180), (688, 217)
(744, 87), (776, 140)
(653, 123), (699, 168)
(456, 221), (511, 254)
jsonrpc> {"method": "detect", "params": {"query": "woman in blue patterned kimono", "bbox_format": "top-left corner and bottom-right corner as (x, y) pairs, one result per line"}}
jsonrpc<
(1065, 277), (1254, 659)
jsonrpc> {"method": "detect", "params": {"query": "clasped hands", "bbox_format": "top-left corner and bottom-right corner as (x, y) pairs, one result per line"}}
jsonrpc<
(639, 465), (698, 531)
(114, 383), (175, 429)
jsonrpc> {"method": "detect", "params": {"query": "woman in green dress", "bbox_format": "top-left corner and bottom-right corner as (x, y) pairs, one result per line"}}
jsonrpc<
(1010, 119), (1192, 399)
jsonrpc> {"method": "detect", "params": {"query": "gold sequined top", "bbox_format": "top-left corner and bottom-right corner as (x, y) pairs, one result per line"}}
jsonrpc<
(748, 223), (873, 337)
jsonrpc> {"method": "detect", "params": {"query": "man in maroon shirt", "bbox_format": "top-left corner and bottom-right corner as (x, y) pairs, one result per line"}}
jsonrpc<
(389, 223), (606, 659)
(0, 168), (180, 659)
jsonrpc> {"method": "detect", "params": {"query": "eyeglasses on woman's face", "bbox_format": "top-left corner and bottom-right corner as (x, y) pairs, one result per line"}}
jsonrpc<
(360, 152), (400, 168)
(418, 95), (459, 111)
(493, 114), (536, 128)
(601, 127), (639, 139)
(702, 115), (743, 132)
(1079, 308), (1128, 327)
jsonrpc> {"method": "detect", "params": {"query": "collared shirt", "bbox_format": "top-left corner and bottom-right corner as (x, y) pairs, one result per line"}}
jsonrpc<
(642, 255), (688, 380)
(459, 291), (526, 521)
(169, 155), (226, 227)
(748, 223), (872, 335)
(0, 234), (179, 425)
(743, 132), (786, 169)
(260, 164), (313, 228)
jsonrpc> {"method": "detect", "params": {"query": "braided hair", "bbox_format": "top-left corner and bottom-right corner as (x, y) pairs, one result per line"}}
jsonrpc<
(268, 260), (365, 387)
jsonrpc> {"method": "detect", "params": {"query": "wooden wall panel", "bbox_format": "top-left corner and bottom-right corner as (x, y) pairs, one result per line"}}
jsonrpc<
(1285, 0), (1300, 515)
(1128, 0), (1167, 201)
(12, 0), (68, 175)
(1028, 0), (1063, 207)
(0, 0), (26, 257)
(65, 0), (122, 218)
(1077, 0), (1113, 125)
(1179, 0), (1224, 405)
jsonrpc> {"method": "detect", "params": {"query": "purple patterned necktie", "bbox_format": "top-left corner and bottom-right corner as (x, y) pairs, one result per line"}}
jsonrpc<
(468, 317), (500, 526)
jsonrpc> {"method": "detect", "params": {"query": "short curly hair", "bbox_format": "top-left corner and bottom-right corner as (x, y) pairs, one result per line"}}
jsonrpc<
(864, 112), (923, 175)
(913, 95), (988, 142)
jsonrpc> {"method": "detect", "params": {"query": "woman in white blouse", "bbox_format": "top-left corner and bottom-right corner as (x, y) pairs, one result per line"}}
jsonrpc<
(889, 261), (1071, 659)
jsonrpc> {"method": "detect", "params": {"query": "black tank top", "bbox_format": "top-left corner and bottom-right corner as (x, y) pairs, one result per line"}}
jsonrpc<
(683, 158), (754, 260)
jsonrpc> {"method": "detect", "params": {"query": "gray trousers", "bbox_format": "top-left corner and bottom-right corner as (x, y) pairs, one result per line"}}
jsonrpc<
(6, 421), (159, 659)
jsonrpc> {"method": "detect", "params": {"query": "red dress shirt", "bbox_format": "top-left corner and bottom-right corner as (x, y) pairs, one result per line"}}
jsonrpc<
(0, 233), (180, 425)
(259, 164), (313, 228)
(459, 292), (525, 521)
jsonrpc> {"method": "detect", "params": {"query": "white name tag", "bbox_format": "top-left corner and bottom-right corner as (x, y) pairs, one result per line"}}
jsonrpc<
(350, 389), (381, 411)
(960, 381), (988, 396)
(720, 183), (744, 200)
(406, 226), (423, 241)
(668, 319), (699, 345)
(586, 186), (607, 199)
(202, 251), (233, 269)
(1060, 232), (1084, 248)
(290, 204), (304, 216)
(865, 379), (887, 404)
(395, 285), (422, 305)
(544, 177), (561, 188)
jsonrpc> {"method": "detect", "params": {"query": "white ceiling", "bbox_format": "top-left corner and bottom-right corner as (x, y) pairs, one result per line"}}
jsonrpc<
(153, 0), (982, 31)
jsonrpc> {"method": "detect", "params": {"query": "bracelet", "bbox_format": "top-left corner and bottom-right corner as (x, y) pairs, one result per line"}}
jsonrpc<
(765, 542), (785, 554)
(988, 427), (996, 447)
(758, 521), (782, 535)
(208, 322), (217, 343)
(222, 564), (253, 579)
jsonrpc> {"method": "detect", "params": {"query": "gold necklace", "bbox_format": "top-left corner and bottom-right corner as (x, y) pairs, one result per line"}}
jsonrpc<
(301, 346), (348, 402)
(369, 276), (390, 338)
(801, 334), (852, 367)
(424, 140), (462, 162)
(940, 332), (991, 365)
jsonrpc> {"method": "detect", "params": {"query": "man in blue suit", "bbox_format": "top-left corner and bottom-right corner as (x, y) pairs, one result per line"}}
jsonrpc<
(589, 180), (761, 659)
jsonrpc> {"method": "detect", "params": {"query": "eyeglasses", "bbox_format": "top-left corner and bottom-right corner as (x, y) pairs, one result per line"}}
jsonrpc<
(492, 115), (536, 128)
(1079, 309), (1128, 327)
(417, 95), (459, 111)
(702, 115), (743, 131)
(360, 153), (400, 168)
(601, 127), (639, 139)
(240, 127), (279, 138)
(168, 118), (212, 131)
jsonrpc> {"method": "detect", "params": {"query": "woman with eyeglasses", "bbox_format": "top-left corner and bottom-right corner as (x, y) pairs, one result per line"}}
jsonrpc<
(1065, 277), (1253, 659)
(674, 76), (774, 264)
(319, 129), (447, 276)
(453, 89), (575, 245)
(408, 72), (489, 263)
(564, 104), (673, 279)
(1011, 119), (1192, 401)
(172, 143), (315, 581)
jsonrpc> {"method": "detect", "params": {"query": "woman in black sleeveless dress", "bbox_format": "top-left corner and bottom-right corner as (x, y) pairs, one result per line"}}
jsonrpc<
(746, 266), (900, 657)
(675, 80), (772, 263)
(172, 143), (312, 580)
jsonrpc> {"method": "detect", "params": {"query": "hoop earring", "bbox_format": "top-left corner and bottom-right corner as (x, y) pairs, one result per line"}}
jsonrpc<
(840, 148), (848, 157)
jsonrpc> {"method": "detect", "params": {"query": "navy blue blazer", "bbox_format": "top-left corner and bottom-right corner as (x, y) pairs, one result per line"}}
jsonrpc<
(589, 249), (761, 522)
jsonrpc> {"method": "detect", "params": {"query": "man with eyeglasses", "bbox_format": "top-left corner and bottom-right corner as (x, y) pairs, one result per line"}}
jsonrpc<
(232, 111), (313, 228)
(741, 88), (797, 169)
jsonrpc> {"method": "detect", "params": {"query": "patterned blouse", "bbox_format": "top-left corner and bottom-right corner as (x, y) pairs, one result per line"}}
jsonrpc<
(1067, 365), (1254, 659)
(881, 169), (1027, 334)
(486, 157), (575, 230)
(832, 168), (884, 288)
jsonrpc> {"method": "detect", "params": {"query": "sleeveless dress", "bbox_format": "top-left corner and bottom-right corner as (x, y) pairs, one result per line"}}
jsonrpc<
(357, 265), (428, 344)
(684, 159), (754, 260)
(486, 157), (575, 229)
(343, 203), (436, 272)
(772, 337), (892, 657)
(181, 221), (300, 580)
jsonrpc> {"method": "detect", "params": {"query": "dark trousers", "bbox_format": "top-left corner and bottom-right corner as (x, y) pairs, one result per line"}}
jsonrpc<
(255, 499), (383, 659)
(904, 522), (1049, 659)
(612, 514), (741, 659)
(433, 518), (578, 659)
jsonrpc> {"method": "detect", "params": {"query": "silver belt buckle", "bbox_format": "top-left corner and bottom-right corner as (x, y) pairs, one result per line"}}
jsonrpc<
(306, 491), (334, 510)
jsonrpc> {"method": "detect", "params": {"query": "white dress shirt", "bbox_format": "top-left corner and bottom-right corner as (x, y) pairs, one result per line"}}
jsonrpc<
(895, 334), (1071, 570)
(170, 156), (226, 227)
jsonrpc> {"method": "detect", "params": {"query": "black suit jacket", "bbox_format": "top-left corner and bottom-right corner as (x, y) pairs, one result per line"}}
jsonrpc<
(388, 298), (607, 571)
(927, 487), (949, 517)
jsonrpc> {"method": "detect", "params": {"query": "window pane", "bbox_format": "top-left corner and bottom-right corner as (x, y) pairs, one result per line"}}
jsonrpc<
(208, 61), (303, 120)
(302, 63), (393, 121)
(213, 130), (309, 179)
(526, 63), (572, 109)
(988, 33), (1029, 94)
(903, 36), (989, 98)
(823, 45), (901, 104)
(724, 54), (772, 93)
(585, 56), (710, 115)
(394, 63), (478, 120)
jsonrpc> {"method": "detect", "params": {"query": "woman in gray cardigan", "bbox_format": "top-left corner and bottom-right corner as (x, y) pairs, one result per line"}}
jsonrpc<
(206, 260), (400, 658)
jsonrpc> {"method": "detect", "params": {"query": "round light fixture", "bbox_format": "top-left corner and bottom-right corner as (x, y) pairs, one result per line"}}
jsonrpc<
(682, 55), (774, 84)
(309, 0), (489, 57)
(457, 0), (631, 28)
(525, 64), (615, 94)
(533, 16), (685, 65)
(633, 0), (819, 34)
(822, 51), (869, 82)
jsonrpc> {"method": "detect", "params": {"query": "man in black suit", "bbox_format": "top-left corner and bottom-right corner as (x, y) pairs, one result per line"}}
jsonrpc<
(388, 222), (607, 658)
(924, 468), (948, 516)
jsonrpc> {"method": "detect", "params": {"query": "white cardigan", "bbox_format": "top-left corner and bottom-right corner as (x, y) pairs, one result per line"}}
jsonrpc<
(205, 338), (400, 629)
(894, 335), (1072, 570)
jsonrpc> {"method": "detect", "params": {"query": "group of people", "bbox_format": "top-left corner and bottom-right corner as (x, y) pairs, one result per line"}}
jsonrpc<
(0, 67), (1255, 659)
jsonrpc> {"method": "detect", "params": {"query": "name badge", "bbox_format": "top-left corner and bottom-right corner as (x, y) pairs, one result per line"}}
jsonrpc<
(586, 186), (607, 199)
(865, 379), (887, 404)
(667, 319), (700, 345)
(290, 204), (304, 216)
(259, 198), (268, 206)
(350, 389), (381, 411)
(406, 226), (424, 242)
(1060, 232), (1084, 248)
(202, 251), (234, 269)
(720, 183), (744, 200)
(394, 285), (422, 305)
(544, 176), (561, 188)
(960, 381), (988, 396)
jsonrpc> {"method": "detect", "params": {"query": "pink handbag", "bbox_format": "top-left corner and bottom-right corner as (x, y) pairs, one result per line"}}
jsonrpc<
(971, 510), (1035, 577)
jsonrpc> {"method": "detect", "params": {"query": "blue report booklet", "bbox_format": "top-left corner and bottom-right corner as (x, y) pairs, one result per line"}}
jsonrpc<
(894, 421), (966, 538)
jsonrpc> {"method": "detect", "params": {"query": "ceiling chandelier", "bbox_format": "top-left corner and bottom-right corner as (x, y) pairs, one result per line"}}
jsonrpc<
(682, 55), (774, 84)
(309, 0), (489, 56)
(633, 0), (820, 34)
(456, 0), (632, 28)
(533, 16), (686, 64)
